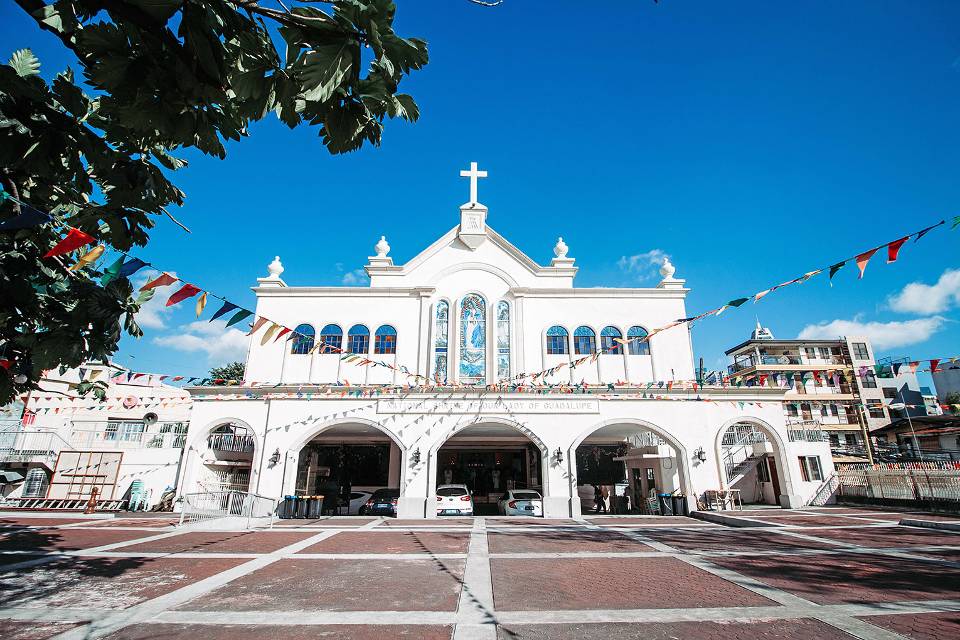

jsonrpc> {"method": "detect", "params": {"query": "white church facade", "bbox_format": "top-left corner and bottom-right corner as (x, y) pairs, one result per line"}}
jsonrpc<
(177, 164), (834, 518)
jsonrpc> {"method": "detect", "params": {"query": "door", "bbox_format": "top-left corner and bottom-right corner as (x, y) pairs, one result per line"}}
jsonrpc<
(768, 458), (782, 502)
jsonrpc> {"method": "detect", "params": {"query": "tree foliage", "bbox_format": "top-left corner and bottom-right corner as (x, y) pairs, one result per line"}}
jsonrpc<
(208, 361), (245, 384)
(0, 1), (427, 404)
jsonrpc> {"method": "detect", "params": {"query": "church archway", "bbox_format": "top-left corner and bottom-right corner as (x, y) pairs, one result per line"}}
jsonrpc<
(714, 418), (793, 507)
(429, 418), (547, 517)
(287, 418), (405, 516)
(569, 419), (692, 517)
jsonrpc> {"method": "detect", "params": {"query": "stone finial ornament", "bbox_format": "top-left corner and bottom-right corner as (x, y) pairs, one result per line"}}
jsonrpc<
(659, 256), (676, 280)
(267, 255), (284, 279)
(375, 235), (391, 258)
(553, 237), (569, 259)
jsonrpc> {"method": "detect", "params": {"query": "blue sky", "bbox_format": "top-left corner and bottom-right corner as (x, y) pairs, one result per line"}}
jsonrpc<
(3, 1), (959, 385)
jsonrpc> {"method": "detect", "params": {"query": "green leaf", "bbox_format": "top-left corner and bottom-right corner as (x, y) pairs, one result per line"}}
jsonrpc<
(298, 43), (353, 103)
(394, 94), (419, 122)
(7, 49), (40, 77)
(128, 0), (184, 23)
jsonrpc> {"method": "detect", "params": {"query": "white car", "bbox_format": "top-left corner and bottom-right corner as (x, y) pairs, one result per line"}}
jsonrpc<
(497, 489), (543, 516)
(345, 491), (373, 515)
(436, 484), (473, 516)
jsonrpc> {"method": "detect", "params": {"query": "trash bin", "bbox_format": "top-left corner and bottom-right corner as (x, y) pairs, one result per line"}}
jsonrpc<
(294, 496), (310, 519)
(306, 496), (323, 518)
(672, 494), (689, 517)
(658, 493), (674, 516)
(279, 496), (296, 519)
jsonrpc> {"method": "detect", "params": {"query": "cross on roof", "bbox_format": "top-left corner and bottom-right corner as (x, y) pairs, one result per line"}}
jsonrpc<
(459, 161), (488, 203)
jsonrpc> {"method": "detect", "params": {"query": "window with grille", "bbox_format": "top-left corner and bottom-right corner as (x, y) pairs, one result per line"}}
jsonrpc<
(319, 324), (343, 353)
(496, 301), (510, 380)
(627, 326), (650, 355)
(374, 325), (397, 354)
(433, 301), (449, 383)
(600, 326), (623, 354)
(291, 324), (315, 354)
(574, 326), (596, 355)
(347, 324), (369, 354)
(546, 325), (568, 355)
(852, 342), (870, 360)
(798, 456), (823, 482)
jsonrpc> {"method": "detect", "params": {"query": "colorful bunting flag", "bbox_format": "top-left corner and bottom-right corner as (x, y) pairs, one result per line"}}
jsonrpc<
(43, 228), (95, 258)
(210, 301), (239, 322)
(195, 291), (207, 317)
(246, 317), (269, 336)
(855, 248), (878, 279)
(0, 204), (52, 231)
(68, 245), (104, 271)
(887, 237), (908, 263)
(914, 221), (943, 242)
(118, 258), (148, 278)
(226, 309), (253, 328)
(261, 323), (280, 345)
(100, 256), (125, 286)
(141, 272), (177, 291)
(930, 359), (941, 373)
(828, 262), (845, 284)
(166, 283), (201, 307)
(274, 327), (292, 342)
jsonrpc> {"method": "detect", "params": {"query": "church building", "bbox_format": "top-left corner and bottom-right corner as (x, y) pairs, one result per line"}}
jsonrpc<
(177, 163), (834, 518)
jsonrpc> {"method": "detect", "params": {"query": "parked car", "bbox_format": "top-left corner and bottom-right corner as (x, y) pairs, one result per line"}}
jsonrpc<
(497, 489), (543, 516)
(436, 484), (473, 516)
(345, 491), (373, 515)
(361, 488), (400, 517)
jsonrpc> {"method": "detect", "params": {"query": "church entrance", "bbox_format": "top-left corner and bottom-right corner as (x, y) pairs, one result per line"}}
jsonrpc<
(434, 423), (544, 516)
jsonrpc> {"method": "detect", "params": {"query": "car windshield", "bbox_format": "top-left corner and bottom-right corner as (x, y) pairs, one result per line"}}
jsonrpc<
(372, 490), (400, 499)
(512, 492), (541, 500)
(437, 487), (467, 497)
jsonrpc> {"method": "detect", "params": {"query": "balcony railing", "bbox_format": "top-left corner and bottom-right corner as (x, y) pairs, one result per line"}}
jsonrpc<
(0, 430), (73, 465)
(68, 421), (187, 450)
(207, 433), (255, 453)
(788, 428), (830, 443)
(728, 354), (847, 374)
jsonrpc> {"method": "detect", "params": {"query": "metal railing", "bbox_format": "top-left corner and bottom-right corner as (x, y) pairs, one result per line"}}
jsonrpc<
(69, 421), (187, 449)
(722, 425), (769, 481)
(788, 428), (829, 443)
(836, 463), (960, 503)
(808, 472), (839, 506)
(0, 430), (74, 465)
(207, 433), (255, 453)
(179, 490), (278, 529)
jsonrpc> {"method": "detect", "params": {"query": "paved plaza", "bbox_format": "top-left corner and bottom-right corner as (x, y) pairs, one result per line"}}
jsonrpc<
(0, 507), (958, 639)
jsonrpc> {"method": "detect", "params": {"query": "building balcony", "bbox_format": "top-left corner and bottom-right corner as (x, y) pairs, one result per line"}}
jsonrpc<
(68, 420), (187, 450)
(0, 430), (73, 468)
(728, 354), (851, 375)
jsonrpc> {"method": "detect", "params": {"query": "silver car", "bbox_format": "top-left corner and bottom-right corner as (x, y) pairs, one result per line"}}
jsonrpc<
(497, 489), (543, 516)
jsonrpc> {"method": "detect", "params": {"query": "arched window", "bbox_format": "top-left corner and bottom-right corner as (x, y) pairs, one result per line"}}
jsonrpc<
(290, 324), (315, 355)
(460, 294), (486, 384)
(546, 325), (569, 355)
(496, 301), (510, 380)
(23, 468), (48, 498)
(627, 326), (650, 356)
(319, 324), (343, 353)
(600, 326), (623, 354)
(347, 324), (370, 354)
(574, 326), (596, 355)
(374, 325), (397, 354)
(433, 301), (449, 383)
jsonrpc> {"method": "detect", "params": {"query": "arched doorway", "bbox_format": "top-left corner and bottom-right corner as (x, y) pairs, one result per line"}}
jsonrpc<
(197, 422), (256, 493)
(571, 421), (690, 516)
(290, 420), (404, 516)
(432, 420), (547, 516)
(715, 420), (788, 506)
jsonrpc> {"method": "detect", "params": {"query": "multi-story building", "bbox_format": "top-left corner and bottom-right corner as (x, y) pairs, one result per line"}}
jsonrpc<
(0, 361), (191, 508)
(725, 325), (884, 453)
(932, 362), (960, 404)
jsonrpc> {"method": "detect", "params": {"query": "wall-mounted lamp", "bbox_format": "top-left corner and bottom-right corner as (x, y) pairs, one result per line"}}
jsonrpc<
(411, 447), (421, 465)
(694, 447), (707, 463)
(268, 448), (281, 466)
(553, 447), (564, 464)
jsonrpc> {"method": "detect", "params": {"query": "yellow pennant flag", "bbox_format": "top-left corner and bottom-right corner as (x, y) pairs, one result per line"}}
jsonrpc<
(68, 245), (105, 271)
(261, 323), (280, 345)
(195, 291), (207, 317)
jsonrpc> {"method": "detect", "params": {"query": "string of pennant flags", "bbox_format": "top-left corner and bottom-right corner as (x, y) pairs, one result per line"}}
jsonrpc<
(2, 187), (959, 394)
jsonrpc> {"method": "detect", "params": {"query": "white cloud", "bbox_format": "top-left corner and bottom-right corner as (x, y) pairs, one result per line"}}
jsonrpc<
(341, 268), (369, 285)
(888, 268), (960, 314)
(617, 249), (669, 282)
(152, 320), (249, 363)
(132, 270), (176, 330)
(797, 316), (946, 350)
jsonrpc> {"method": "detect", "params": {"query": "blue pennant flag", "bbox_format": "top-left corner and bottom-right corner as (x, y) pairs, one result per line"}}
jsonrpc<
(0, 205), (52, 231)
(209, 301), (239, 322)
(118, 257), (148, 278)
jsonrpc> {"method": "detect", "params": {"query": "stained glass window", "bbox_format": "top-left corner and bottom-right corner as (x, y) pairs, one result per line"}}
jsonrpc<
(546, 325), (569, 355)
(600, 326), (623, 354)
(627, 326), (650, 355)
(460, 294), (486, 384)
(574, 326), (596, 355)
(496, 301), (510, 380)
(319, 324), (342, 353)
(374, 325), (397, 354)
(434, 301), (449, 383)
(290, 324), (315, 354)
(347, 324), (369, 354)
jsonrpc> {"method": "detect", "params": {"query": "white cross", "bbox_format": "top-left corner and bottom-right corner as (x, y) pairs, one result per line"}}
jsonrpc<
(459, 161), (487, 203)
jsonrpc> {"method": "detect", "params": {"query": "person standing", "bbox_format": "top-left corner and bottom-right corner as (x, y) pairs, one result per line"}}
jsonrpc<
(594, 485), (606, 513)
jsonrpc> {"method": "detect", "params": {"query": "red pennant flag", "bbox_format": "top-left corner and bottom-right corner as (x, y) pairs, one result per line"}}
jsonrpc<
(930, 359), (941, 373)
(887, 237), (908, 263)
(159, 375), (168, 381)
(141, 272), (177, 291)
(166, 283), (201, 307)
(855, 248), (878, 279)
(43, 228), (95, 258)
(274, 327), (292, 342)
(908, 361), (919, 373)
(172, 376), (184, 382)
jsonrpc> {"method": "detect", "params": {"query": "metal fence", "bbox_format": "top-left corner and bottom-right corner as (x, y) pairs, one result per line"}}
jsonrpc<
(0, 430), (73, 465)
(836, 462), (960, 503)
(179, 490), (278, 528)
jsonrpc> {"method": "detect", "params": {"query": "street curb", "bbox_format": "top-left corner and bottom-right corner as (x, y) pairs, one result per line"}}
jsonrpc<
(900, 518), (960, 532)
(691, 511), (778, 528)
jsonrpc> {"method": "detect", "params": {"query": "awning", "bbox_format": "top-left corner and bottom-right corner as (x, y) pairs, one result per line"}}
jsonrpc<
(0, 470), (25, 483)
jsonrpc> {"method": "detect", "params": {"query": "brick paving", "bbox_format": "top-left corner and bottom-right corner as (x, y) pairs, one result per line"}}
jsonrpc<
(859, 612), (960, 640)
(0, 507), (956, 639)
